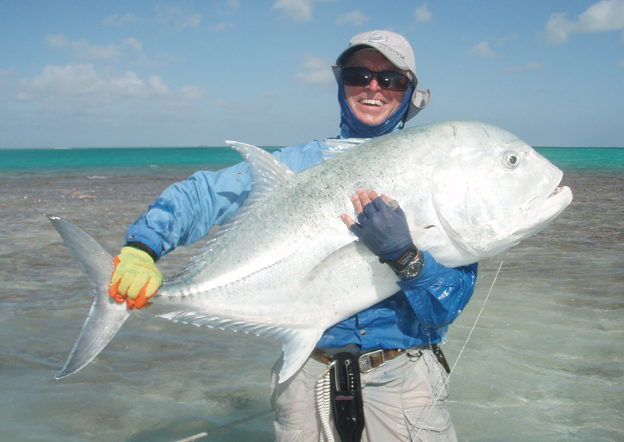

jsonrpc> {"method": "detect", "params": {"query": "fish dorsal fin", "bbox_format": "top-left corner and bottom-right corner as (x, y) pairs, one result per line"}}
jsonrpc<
(215, 141), (295, 236)
(158, 310), (322, 383)
(226, 140), (294, 190)
(168, 141), (294, 281)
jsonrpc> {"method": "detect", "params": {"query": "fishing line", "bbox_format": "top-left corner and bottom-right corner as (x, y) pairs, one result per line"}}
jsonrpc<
(174, 408), (274, 442)
(177, 261), (504, 442)
(408, 260), (504, 441)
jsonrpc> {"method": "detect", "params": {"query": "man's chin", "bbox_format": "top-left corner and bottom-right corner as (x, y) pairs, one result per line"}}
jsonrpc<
(353, 108), (390, 125)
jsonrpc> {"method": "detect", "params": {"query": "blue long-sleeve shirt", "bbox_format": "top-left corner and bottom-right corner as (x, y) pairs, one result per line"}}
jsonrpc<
(126, 139), (478, 350)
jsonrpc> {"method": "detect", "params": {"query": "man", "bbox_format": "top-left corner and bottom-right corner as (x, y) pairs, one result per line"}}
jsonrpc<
(109, 30), (478, 441)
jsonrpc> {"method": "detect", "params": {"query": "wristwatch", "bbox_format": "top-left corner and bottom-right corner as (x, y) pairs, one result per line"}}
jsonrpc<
(400, 250), (424, 278)
(380, 243), (425, 279)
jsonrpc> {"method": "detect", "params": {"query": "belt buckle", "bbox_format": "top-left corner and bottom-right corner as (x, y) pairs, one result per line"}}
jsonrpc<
(358, 349), (385, 373)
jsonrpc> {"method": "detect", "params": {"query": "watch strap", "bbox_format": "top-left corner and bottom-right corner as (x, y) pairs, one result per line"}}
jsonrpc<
(379, 243), (420, 275)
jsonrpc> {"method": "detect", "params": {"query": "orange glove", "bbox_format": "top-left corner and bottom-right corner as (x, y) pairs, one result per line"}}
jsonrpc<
(108, 246), (163, 310)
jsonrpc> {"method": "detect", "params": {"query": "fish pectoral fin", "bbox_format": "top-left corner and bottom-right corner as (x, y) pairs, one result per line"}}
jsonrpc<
(301, 241), (374, 285)
(278, 329), (324, 383)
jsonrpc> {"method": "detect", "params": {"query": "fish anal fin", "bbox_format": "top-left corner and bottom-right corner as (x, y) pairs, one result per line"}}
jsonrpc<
(158, 311), (322, 383)
(278, 329), (324, 383)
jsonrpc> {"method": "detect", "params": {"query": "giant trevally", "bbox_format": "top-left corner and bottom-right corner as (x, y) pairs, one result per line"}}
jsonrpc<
(48, 120), (573, 383)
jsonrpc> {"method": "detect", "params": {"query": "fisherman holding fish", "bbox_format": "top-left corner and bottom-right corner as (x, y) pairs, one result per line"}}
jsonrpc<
(109, 31), (478, 442)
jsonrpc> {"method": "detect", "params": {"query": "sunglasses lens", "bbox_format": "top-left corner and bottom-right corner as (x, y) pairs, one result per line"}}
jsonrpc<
(378, 72), (409, 91)
(342, 67), (371, 87)
(342, 67), (409, 91)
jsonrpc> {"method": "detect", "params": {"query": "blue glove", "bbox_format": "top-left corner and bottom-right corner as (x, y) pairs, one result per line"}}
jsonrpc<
(349, 196), (413, 260)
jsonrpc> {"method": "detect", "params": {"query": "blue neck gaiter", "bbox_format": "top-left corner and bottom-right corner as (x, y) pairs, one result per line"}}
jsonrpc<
(338, 78), (413, 139)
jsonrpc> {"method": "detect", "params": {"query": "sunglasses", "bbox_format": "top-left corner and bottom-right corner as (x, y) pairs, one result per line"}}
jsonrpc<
(341, 67), (411, 91)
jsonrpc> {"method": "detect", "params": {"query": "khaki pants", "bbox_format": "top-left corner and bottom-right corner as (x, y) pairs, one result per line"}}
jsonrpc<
(271, 348), (457, 442)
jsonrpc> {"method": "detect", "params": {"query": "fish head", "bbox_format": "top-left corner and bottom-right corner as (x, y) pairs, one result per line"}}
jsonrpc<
(431, 122), (573, 260)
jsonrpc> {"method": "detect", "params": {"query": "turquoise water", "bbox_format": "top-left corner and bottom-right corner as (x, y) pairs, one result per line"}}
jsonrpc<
(1, 146), (623, 171)
(536, 147), (624, 171)
(0, 144), (622, 441)
(1, 147), (279, 170)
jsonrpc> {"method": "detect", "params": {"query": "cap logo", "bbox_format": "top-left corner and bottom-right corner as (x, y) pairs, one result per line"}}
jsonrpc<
(363, 37), (387, 43)
(377, 43), (405, 61)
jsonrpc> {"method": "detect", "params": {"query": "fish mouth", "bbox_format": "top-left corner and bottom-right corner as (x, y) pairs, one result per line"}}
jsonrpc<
(520, 166), (568, 220)
(532, 179), (573, 225)
(549, 186), (564, 198)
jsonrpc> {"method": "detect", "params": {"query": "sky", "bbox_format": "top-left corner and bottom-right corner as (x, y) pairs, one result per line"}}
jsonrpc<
(1, 0), (623, 148)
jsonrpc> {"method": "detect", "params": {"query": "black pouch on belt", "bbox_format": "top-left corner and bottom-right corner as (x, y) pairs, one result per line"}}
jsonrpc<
(330, 352), (365, 442)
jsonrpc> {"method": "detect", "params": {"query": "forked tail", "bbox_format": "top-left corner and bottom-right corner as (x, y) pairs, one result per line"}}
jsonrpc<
(46, 214), (130, 379)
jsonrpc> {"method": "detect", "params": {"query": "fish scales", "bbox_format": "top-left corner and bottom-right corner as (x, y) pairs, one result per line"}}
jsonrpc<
(48, 121), (573, 381)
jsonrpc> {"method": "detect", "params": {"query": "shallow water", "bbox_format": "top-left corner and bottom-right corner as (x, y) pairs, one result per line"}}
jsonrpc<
(0, 161), (622, 441)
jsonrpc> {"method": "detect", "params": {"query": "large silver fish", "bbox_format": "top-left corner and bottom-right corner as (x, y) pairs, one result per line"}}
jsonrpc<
(48, 120), (572, 382)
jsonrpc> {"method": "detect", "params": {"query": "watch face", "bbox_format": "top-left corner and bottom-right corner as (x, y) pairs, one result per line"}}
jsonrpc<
(403, 260), (423, 278)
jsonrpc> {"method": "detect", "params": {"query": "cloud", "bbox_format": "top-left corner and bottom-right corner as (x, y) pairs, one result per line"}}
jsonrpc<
(45, 34), (184, 68)
(103, 6), (203, 29)
(543, 0), (624, 44)
(273, 0), (330, 22)
(150, 52), (187, 66)
(335, 10), (369, 26)
(414, 3), (433, 24)
(212, 98), (243, 114)
(293, 54), (334, 85)
(215, 0), (241, 15)
(15, 63), (207, 107)
(0, 68), (17, 101)
(496, 33), (518, 46)
(467, 42), (503, 59)
(505, 62), (544, 73)
(180, 85), (209, 101)
(46, 34), (71, 49)
(209, 22), (235, 32)
(46, 34), (142, 62)
(155, 5), (202, 29)
(0, 67), (16, 86)
(618, 59), (624, 66)
(103, 13), (140, 26)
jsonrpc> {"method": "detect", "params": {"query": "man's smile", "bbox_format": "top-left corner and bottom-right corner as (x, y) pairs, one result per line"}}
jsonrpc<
(359, 99), (384, 106)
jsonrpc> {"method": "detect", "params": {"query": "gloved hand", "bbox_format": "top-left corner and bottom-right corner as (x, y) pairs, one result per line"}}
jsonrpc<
(341, 188), (413, 260)
(108, 246), (163, 310)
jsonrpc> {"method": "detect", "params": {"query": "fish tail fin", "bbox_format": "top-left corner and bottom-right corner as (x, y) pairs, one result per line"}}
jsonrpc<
(46, 214), (130, 379)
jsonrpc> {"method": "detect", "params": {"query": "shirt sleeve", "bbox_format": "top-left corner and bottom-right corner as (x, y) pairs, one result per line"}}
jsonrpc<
(125, 141), (326, 258)
(397, 251), (479, 328)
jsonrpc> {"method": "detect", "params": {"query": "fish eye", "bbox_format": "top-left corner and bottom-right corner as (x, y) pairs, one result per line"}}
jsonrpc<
(502, 151), (521, 169)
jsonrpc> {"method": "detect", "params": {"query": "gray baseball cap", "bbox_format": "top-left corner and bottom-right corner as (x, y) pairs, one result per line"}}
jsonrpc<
(332, 30), (431, 122)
